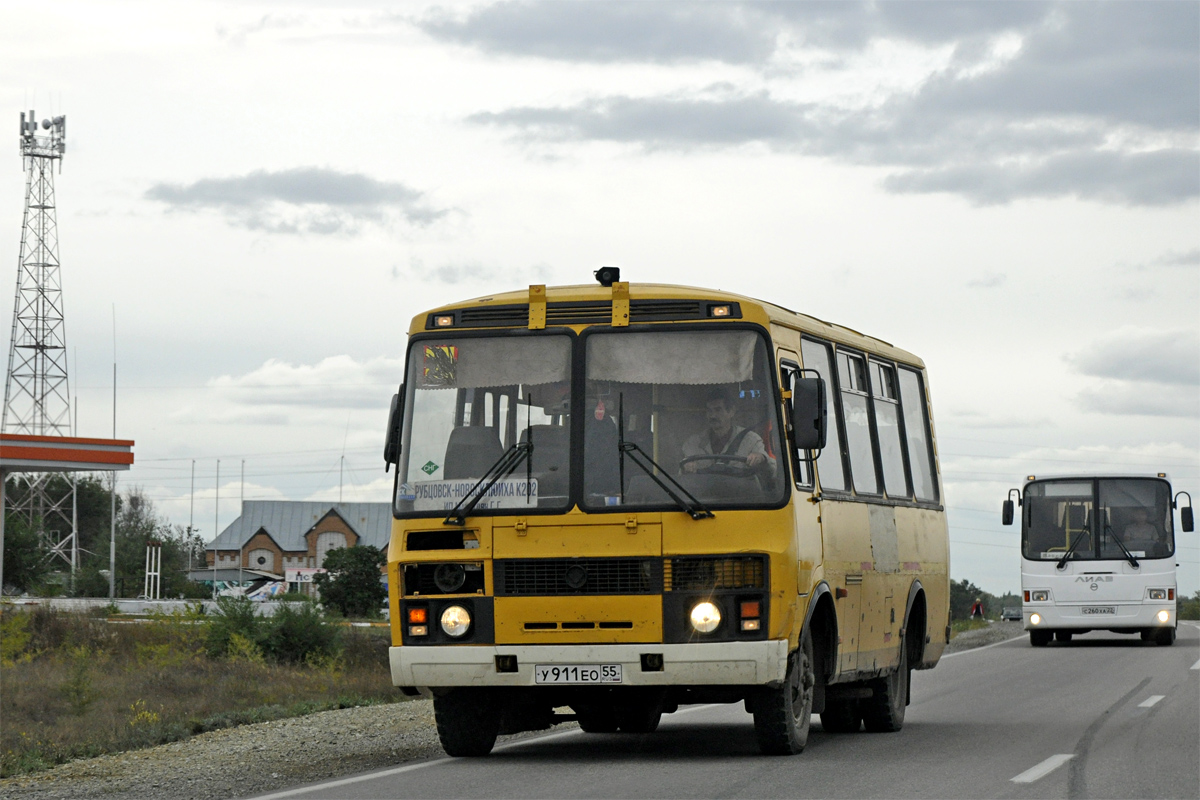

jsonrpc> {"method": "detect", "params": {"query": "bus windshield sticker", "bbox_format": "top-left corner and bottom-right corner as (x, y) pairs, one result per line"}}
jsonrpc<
(412, 478), (539, 511)
(422, 344), (458, 388)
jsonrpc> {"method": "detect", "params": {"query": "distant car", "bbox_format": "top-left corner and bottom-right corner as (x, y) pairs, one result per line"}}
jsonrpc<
(1001, 606), (1022, 621)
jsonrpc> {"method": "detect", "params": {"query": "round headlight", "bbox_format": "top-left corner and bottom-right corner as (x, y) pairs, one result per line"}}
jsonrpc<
(690, 601), (722, 633)
(440, 605), (471, 637)
(1156, 610), (1170, 624)
(433, 563), (467, 594)
(1030, 613), (1042, 626)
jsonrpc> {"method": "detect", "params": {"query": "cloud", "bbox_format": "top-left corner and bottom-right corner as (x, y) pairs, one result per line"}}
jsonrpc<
(1076, 382), (1199, 418)
(1067, 327), (1200, 386)
(465, 2), (1198, 206)
(391, 259), (554, 286)
(1157, 249), (1200, 268)
(216, 13), (305, 46)
(146, 168), (447, 234)
(207, 355), (404, 410)
(966, 272), (1006, 289)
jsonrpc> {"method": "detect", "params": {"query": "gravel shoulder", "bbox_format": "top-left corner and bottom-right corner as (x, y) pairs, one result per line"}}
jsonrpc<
(3, 622), (1029, 799)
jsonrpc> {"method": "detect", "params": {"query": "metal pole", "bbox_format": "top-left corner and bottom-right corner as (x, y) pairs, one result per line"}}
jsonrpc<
(189, 459), (195, 572)
(0, 469), (7, 598)
(239, 459), (244, 592)
(109, 470), (116, 598)
(212, 459), (219, 600)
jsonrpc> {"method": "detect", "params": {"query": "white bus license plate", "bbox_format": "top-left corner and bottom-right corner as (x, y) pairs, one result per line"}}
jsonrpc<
(534, 665), (622, 684)
(1082, 606), (1116, 615)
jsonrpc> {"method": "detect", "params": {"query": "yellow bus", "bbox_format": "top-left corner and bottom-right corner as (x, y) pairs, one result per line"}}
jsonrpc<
(383, 270), (950, 756)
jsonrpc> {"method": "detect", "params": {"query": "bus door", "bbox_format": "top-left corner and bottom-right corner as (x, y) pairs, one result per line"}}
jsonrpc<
(779, 352), (823, 607)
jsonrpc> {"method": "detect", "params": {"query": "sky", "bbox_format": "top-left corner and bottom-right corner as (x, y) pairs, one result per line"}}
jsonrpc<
(1, 0), (1197, 596)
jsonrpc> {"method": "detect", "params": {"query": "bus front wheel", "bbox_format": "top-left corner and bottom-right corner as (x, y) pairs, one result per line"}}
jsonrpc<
(753, 632), (814, 755)
(433, 689), (500, 757)
(1153, 627), (1176, 646)
(1030, 630), (1052, 647)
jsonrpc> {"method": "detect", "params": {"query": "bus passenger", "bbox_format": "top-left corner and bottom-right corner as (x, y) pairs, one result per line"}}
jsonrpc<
(681, 388), (776, 478)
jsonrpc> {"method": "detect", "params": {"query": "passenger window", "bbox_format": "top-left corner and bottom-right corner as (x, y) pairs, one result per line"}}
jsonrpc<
(779, 361), (812, 488)
(897, 367), (938, 501)
(871, 361), (908, 498)
(837, 351), (878, 494)
(800, 339), (847, 492)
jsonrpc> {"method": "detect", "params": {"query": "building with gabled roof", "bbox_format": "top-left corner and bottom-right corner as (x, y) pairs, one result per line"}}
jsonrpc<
(203, 501), (391, 586)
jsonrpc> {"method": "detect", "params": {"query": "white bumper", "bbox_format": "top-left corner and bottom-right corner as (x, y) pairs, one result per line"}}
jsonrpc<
(390, 640), (790, 689)
(1024, 603), (1175, 631)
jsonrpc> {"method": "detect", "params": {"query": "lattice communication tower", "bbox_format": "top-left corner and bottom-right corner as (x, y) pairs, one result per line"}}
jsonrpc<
(3, 109), (77, 570)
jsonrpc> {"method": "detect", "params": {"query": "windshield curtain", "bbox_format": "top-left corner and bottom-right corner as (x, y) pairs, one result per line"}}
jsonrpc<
(582, 329), (787, 511)
(395, 334), (573, 516)
(1022, 478), (1174, 561)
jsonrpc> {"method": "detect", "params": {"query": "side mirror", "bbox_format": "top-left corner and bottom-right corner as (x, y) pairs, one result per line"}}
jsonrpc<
(1182, 506), (1194, 533)
(790, 376), (827, 451)
(383, 386), (404, 470)
(1002, 499), (1014, 526)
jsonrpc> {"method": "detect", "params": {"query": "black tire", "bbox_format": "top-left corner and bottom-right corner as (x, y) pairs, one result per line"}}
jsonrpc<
(819, 698), (861, 733)
(862, 636), (907, 733)
(616, 704), (663, 733)
(433, 689), (500, 757)
(1154, 627), (1176, 647)
(753, 632), (814, 755)
(1055, 631), (1073, 643)
(575, 706), (620, 733)
(1030, 630), (1052, 647)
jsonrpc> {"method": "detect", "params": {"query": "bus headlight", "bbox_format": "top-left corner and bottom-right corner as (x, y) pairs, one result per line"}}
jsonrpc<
(690, 601), (722, 633)
(1030, 613), (1042, 626)
(1156, 610), (1170, 624)
(440, 605), (472, 637)
(1148, 589), (1167, 600)
(1031, 590), (1049, 602)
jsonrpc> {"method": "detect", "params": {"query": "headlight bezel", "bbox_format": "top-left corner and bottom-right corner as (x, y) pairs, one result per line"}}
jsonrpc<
(689, 601), (722, 634)
(1031, 590), (1050, 602)
(440, 604), (473, 637)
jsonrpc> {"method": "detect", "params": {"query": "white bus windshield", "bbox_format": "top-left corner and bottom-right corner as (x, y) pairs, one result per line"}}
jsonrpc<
(1022, 478), (1175, 561)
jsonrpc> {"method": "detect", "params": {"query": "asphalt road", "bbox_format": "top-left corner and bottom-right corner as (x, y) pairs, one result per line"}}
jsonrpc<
(252, 623), (1200, 800)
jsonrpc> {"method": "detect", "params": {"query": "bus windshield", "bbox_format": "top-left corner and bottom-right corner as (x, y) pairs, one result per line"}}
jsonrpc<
(395, 334), (574, 515)
(582, 329), (786, 511)
(1022, 478), (1175, 561)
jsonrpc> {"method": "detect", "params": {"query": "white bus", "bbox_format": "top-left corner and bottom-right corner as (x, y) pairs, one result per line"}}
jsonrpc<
(1002, 475), (1193, 646)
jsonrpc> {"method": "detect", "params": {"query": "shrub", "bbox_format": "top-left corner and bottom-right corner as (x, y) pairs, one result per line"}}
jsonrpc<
(0, 609), (34, 664)
(313, 546), (386, 618)
(1179, 590), (1199, 621)
(205, 595), (259, 658)
(260, 601), (339, 664)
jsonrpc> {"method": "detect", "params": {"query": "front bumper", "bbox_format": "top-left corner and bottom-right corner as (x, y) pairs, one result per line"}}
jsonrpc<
(390, 640), (790, 689)
(1024, 603), (1175, 631)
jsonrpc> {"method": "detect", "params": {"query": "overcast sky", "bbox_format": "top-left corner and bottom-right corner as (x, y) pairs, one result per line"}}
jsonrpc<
(2, 0), (1197, 595)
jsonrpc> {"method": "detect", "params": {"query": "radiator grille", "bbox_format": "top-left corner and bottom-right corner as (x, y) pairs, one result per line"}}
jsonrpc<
(430, 299), (729, 329)
(664, 556), (766, 592)
(495, 558), (660, 596)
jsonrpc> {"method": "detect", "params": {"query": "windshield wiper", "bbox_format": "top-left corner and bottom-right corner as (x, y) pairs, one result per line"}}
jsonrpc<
(617, 394), (713, 521)
(1055, 530), (1089, 570)
(443, 399), (535, 527)
(1103, 523), (1140, 569)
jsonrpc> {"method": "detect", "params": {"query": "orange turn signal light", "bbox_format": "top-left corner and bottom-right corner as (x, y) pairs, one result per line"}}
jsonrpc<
(408, 608), (428, 624)
(739, 601), (761, 619)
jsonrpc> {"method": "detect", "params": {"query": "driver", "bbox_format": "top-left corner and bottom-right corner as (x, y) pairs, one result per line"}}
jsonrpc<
(681, 388), (776, 478)
(1122, 507), (1160, 552)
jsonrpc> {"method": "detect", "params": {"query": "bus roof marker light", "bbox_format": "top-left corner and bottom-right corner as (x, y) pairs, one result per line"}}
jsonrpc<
(710, 305), (731, 317)
(434, 315), (454, 327)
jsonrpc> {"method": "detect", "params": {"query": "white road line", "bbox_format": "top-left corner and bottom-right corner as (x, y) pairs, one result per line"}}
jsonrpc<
(1011, 754), (1074, 784)
(1138, 695), (1165, 708)
(941, 634), (1025, 659)
(1191, 658), (1200, 671)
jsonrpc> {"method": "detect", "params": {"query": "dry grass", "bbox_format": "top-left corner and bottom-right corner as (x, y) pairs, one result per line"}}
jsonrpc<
(0, 606), (404, 777)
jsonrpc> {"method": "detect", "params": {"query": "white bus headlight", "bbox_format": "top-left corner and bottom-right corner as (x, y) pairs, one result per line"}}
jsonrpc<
(1156, 610), (1170, 624)
(1148, 589), (1167, 600)
(1030, 613), (1042, 626)
(440, 605), (472, 637)
(690, 601), (722, 633)
(1031, 590), (1049, 602)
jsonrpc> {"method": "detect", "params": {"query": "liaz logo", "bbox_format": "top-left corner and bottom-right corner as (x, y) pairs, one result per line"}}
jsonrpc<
(1075, 576), (1113, 582)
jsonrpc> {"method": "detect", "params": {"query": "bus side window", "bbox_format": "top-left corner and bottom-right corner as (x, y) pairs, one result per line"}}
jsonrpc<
(870, 361), (909, 499)
(800, 338), (847, 492)
(779, 360), (812, 488)
(836, 350), (880, 495)
(896, 367), (938, 502)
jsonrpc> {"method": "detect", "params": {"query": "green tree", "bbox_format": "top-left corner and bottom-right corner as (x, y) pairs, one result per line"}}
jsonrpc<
(1, 513), (51, 593)
(313, 545), (387, 618)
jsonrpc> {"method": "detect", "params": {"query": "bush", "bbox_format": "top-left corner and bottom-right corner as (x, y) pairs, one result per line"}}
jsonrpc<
(205, 596), (259, 658)
(260, 601), (339, 664)
(313, 546), (386, 618)
(1179, 590), (1200, 621)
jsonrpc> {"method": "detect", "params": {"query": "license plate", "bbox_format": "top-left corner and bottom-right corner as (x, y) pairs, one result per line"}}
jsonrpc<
(534, 664), (622, 684)
(1082, 606), (1116, 615)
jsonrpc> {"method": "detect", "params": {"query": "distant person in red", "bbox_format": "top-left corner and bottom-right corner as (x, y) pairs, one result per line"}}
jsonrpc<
(970, 598), (984, 619)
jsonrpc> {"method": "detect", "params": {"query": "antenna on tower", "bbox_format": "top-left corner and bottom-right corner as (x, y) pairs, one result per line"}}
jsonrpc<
(3, 108), (77, 571)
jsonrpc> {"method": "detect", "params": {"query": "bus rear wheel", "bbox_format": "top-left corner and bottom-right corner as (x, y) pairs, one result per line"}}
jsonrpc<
(862, 638), (907, 733)
(753, 632), (814, 755)
(1030, 630), (1052, 647)
(433, 689), (500, 757)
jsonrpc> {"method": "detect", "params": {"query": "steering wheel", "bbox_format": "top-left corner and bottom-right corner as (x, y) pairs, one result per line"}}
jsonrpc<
(679, 454), (754, 477)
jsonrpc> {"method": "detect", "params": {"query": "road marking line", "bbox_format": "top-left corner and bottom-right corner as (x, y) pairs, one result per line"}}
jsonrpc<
(1191, 658), (1200, 671)
(1138, 695), (1165, 708)
(1011, 754), (1074, 784)
(941, 634), (1025, 659)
